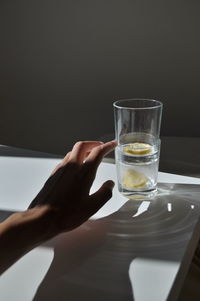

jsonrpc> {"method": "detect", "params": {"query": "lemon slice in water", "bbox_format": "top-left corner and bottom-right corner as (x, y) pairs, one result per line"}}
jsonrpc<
(123, 142), (152, 155)
(122, 169), (148, 189)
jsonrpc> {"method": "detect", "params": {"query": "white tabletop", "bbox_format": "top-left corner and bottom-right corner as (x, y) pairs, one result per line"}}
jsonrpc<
(0, 153), (200, 301)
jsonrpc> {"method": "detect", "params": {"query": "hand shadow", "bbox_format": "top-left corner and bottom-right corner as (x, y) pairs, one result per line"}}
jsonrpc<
(30, 183), (200, 301)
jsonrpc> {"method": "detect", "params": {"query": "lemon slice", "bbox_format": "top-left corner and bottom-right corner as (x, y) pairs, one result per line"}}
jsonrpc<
(123, 142), (152, 155)
(122, 169), (148, 189)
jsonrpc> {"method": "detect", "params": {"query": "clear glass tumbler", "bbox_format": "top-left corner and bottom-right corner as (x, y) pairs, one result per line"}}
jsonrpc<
(113, 99), (163, 199)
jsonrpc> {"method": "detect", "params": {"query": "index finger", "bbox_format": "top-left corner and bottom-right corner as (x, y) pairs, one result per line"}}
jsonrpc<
(84, 140), (117, 168)
(68, 141), (103, 164)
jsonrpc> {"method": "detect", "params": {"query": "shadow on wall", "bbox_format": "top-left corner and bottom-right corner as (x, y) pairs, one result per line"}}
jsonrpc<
(0, 145), (61, 159)
(0, 1), (200, 154)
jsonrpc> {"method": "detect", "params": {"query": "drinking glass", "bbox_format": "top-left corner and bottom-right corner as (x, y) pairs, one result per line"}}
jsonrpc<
(113, 99), (163, 199)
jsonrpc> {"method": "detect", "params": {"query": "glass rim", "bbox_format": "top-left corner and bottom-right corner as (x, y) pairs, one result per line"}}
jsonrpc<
(113, 98), (163, 110)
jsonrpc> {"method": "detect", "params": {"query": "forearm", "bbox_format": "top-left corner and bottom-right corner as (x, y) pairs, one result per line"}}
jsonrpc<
(0, 141), (116, 275)
(0, 206), (57, 275)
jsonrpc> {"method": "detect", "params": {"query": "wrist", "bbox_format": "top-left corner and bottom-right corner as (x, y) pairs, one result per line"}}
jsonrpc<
(1, 205), (58, 247)
(0, 205), (58, 275)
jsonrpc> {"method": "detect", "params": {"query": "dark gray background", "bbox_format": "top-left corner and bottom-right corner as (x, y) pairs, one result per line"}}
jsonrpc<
(0, 0), (200, 155)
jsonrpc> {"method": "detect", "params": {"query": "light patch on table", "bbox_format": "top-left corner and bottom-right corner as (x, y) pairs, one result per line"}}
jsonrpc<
(167, 203), (172, 212)
(0, 247), (54, 301)
(132, 201), (151, 217)
(129, 258), (178, 301)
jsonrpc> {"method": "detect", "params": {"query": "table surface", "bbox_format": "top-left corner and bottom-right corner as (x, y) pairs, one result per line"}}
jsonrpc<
(1, 146), (200, 301)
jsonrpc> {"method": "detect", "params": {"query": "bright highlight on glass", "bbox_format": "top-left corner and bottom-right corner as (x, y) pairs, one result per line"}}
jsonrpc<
(113, 99), (163, 199)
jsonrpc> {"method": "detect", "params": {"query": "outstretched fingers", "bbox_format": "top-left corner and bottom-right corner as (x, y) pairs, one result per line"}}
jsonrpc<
(83, 180), (115, 218)
(68, 141), (103, 164)
(85, 140), (117, 168)
(80, 140), (117, 195)
(51, 140), (104, 176)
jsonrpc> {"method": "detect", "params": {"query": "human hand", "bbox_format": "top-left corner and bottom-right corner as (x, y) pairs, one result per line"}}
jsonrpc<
(28, 140), (117, 234)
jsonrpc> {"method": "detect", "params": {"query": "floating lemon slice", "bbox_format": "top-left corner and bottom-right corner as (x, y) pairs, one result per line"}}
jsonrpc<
(123, 142), (152, 155)
(122, 169), (148, 189)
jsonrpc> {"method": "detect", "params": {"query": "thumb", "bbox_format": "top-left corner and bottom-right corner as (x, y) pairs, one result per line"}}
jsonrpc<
(85, 180), (115, 217)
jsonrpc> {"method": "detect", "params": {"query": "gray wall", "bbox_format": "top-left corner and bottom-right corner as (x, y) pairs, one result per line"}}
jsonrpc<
(0, 0), (200, 155)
